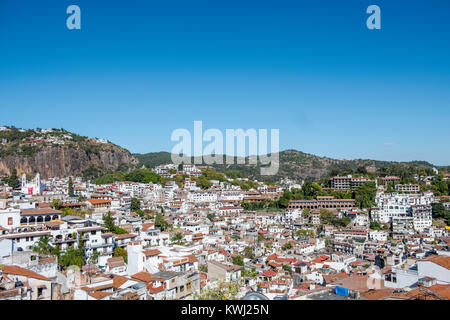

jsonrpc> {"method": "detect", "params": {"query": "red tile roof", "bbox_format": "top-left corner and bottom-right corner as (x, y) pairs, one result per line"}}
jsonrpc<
(420, 255), (450, 270)
(1, 265), (51, 281)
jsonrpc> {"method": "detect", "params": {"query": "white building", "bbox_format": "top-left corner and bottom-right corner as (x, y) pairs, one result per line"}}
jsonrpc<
(369, 230), (388, 242)
(371, 192), (434, 224)
(20, 173), (41, 195)
(411, 204), (433, 232)
(189, 190), (218, 203)
(0, 207), (21, 230)
(395, 184), (420, 193)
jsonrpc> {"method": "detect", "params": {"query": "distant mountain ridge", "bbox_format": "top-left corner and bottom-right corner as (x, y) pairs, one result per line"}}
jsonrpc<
(134, 150), (443, 182)
(0, 126), (445, 182)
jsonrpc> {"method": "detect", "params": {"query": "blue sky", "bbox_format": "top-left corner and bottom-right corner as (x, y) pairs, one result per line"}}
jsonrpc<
(1, 0), (449, 165)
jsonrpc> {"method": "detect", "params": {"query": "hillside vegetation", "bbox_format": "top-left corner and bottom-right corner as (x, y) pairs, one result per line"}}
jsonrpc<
(134, 149), (441, 182)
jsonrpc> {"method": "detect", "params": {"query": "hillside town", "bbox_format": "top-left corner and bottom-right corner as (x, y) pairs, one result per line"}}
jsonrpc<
(0, 163), (449, 301)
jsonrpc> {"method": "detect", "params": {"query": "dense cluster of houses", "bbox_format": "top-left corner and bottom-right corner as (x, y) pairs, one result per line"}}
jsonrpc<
(0, 166), (449, 300)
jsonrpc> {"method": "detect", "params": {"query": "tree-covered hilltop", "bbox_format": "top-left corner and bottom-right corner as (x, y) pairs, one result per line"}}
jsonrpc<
(133, 149), (445, 183)
(133, 152), (172, 169)
(1, 126), (446, 182)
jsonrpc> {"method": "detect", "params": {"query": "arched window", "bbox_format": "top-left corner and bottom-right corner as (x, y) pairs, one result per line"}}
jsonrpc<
(20, 217), (28, 224)
(28, 216), (36, 224)
(53, 215), (59, 220)
(37, 216), (43, 223)
(45, 215), (51, 222)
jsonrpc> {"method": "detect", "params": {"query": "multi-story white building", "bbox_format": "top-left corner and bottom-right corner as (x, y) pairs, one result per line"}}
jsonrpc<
(330, 175), (377, 191)
(395, 184), (420, 193)
(371, 192), (434, 224)
(218, 190), (244, 201)
(369, 230), (388, 242)
(188, 190), (218, 203)
(411, 204), (433, 232)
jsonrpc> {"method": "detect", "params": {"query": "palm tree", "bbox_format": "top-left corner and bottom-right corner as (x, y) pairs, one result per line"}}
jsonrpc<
(32, 235), (54, 255)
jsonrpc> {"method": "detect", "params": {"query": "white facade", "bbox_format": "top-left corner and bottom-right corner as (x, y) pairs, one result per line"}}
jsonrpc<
(417, 259), (450, 285)
(372, 192), (434, 223)
(20, 173), (41, 195)
(369, 230), (388, 242)
(0, 207), (21, 230)
(189, 190), (218, 203)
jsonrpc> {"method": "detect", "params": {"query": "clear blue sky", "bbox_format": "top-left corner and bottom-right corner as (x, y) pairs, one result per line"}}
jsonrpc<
(1, 0), (449, 165)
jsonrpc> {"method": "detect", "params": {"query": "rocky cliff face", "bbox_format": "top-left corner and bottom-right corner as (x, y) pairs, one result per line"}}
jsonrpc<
(0, 144), (138, 179)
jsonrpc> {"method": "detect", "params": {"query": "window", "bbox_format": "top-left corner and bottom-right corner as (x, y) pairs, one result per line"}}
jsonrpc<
(8, 217), (13, 225)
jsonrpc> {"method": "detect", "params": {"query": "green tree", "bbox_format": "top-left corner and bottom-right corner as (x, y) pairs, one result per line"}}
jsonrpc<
(113, 247), (128, 263)
(124, 169), (160, 184)
(68, 177), (74, 197)
(302, 181), (322, 199)
(59, 237), (85, 269)
(370, 221), (381, 231)
(335, 216), (351, 227)
(130, 197), (141, 212)
(102, 211), (116, 232)
(241, 268), (258, 279)
(232, 255), (244, 266)
(50, 199), (62, 210)
(320, 209), (335, 225)
(282, 264), (293, 275)
(197, 175), (212, 189)
(89, 250), (100, 264)
(432, 203), (446, 219)
(241, 201), (251, 210)
(32, 235), (55, 255)
(354, 182), (377, 209)
(172, 232), (183, 244)
(431, 179), (448, 196)
(244, 247), (255, 259)
(155, 213), (169, 231)
(6, 169), (19, 188)
(296, 229), (314, 238)
(195, 282), (239, 300)
(278, 190), (292, 208)
(102, 211), (128, 234)
(303, 207), (311, 218)
(284, 242), (293, 250)
(257, 233), (265, 243)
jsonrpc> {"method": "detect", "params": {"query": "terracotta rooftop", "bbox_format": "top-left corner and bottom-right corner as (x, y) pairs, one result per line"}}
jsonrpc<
(420, 255), (450, 270)
(1, 265), (51, 281)
(131, 272), (153, 283)
(21, 208), (62, 216)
